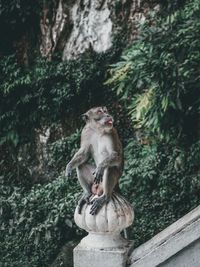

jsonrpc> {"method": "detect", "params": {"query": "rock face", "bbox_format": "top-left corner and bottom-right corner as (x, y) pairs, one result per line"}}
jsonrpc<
(74, 193), (134, 248)
(39, 0), (159, 60)
(62, 0), (113, 60)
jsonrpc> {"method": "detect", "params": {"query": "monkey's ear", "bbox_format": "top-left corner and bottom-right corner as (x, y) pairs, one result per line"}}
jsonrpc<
(81, 113), (89, 122)
(103, 106), (108, 112)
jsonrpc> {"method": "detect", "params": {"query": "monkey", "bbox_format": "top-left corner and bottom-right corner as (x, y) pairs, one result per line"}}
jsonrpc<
(65, 106), (123, 215)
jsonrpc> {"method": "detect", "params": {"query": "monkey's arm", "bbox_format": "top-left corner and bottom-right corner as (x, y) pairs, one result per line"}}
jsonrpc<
(93, 151), (121, 183)
(65, 146), (90, 177)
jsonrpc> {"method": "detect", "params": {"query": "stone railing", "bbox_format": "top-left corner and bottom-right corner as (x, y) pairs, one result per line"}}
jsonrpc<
(130, 205), (200, 267)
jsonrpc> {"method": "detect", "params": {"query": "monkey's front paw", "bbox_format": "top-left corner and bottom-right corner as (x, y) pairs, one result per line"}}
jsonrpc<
(93, 167), (104, 184)
(65, 163), (72, 177)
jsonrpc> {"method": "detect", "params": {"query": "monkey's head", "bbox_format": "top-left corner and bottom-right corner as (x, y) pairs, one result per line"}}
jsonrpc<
(82, 107), (114, 131)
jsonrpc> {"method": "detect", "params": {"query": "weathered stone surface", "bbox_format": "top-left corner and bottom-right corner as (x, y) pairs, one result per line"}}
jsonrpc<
(62, 0), (113, 60)
(129, 205), (200, 267)
(40, 0), (70, 60)
(39, 0), (159, 60)
(74, 193), (134, 267)
(161, 238), (200, 267)
(74, 193), (134, 237)
(74, 241), (134, 267)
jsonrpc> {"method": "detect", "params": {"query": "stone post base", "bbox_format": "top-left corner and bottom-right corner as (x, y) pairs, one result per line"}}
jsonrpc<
(74, 241), (133, 267)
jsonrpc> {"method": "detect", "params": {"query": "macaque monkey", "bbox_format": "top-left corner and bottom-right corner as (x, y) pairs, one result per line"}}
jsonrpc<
(65, 107), (123, 215)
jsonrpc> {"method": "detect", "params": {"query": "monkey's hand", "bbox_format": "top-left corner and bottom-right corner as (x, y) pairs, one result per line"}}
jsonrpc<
(65, 163), (73, 177)
(93, 166), (104, 184)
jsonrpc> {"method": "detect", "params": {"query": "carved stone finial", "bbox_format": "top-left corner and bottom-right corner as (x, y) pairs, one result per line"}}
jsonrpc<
(74, 193), (134, 249)
(74, 193), (134, 267)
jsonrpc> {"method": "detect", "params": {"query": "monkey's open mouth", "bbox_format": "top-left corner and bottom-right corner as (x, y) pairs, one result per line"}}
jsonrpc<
(105, 119), (113, 126)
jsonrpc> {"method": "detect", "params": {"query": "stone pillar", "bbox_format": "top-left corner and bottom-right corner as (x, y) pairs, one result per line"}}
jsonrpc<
(73, 193), (134, 267)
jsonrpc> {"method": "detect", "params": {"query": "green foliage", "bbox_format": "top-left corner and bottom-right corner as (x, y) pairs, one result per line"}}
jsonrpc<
(48, 130), (81, 173)
(107, 0), (200, 142)
(0, 0), (40, 54)
(0, 175), (81, 267)
(0, 0), (40, 27)
(121, 139), (200, 246)
(0, 127), (84, 267)
(0, 48), (131, 187)
(0, 51), (122, 147)
(0, 47), (132, 266)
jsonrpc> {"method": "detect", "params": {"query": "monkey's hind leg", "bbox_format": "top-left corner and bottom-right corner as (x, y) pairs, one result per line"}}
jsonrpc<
(76, 163), (95, 214)
(90, 167), (118, 215)
(77, 192), (92, 214)
(89, 194), (109, 215)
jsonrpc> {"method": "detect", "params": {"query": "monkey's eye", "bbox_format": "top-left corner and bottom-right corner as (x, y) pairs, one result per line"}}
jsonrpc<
(94, 117), (101, 121)
(97, 110), (103, 114)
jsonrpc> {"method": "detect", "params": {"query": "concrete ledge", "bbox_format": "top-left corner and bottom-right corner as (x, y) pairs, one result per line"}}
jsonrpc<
(130, 205), (200, 267)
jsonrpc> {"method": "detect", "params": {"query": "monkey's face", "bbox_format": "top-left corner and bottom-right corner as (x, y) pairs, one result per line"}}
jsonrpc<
(83, 107), (114, 130)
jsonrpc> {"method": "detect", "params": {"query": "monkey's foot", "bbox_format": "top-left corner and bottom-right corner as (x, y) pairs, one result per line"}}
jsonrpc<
(78, 193), (92, 214)
(90, 195), (110, 215)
